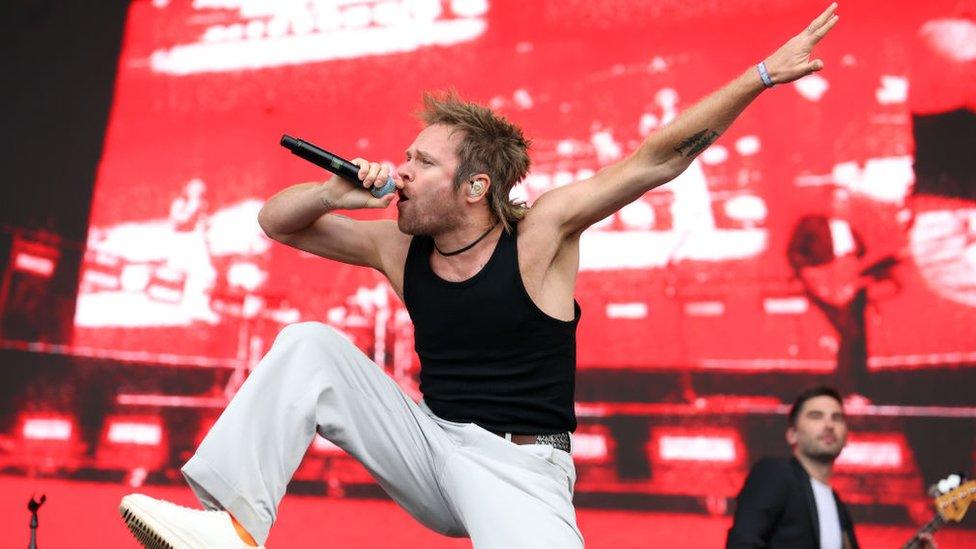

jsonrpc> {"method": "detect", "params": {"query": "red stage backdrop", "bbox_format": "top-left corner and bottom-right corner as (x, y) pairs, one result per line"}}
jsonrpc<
(76, 0), (976, 372)
(5, 0), (969, 544)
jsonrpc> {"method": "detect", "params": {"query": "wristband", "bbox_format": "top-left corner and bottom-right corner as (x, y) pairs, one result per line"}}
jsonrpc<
(757, 61), (774, 88)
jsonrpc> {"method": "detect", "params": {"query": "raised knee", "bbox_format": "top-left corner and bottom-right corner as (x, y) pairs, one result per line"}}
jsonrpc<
(275, 321), (345, 348)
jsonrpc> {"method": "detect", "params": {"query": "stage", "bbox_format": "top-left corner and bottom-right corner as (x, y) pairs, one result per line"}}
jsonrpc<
(5, 475), (976, 548)
(3, 1), (976, 547)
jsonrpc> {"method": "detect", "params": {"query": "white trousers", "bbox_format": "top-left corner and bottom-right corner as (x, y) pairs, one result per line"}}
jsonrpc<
(182, 322), (583, 548)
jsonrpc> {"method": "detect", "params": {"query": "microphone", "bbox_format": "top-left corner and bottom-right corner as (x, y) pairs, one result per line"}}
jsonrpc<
(280, 134), (397, 198)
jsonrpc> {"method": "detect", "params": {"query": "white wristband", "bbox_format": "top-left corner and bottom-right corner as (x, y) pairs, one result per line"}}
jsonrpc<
(757, 62), (774, 88)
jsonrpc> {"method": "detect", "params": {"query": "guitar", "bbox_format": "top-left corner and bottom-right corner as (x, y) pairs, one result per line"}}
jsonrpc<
(903, 474), (975, 549)
(799, 251), (902, 308)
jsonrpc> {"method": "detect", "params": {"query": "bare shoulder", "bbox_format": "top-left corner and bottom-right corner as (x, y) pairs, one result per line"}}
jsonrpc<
(368, 220), (412, 295)
(517, 203), (567, 264)
(520, 185), (575, 239)
(377, 219), (412, 260)
(516, 206), (580, 321)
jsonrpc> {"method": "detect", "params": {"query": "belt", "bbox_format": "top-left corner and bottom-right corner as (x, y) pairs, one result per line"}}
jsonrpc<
(493, 431), (571, 453)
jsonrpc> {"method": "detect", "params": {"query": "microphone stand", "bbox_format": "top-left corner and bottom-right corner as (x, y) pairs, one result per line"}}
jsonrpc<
(27, 494), (46, 549)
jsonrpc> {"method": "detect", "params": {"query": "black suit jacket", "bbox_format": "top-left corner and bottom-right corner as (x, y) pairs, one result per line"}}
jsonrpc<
(726, 457), (859, 549)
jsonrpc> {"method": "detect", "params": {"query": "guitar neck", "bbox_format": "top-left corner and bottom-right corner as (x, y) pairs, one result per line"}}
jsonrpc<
(902, 515), (945, 549)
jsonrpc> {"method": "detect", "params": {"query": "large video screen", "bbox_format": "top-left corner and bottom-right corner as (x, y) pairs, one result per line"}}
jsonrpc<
(75, 0), (976, 376)
(0, 2), (967, 544)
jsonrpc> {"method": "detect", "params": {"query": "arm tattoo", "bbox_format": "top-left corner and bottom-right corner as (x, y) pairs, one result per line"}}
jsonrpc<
(320, 193), (338, 212)
(674, 129), (720, 158)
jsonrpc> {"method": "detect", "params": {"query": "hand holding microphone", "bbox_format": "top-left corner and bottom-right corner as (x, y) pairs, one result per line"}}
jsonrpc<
(280, 134), (399, 209)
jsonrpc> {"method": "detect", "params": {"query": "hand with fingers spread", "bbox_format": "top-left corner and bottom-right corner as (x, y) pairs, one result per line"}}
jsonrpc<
(319, 158), (401, 211)
(762, 2), (840, 86)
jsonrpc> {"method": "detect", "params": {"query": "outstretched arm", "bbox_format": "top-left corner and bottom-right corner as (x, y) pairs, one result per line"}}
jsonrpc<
(531, 3), (841, 237)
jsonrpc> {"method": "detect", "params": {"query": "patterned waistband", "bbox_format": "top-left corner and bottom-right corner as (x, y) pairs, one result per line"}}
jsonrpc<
(534, 432), (571, 453)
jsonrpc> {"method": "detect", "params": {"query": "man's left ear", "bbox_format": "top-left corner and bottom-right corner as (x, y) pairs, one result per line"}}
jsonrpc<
(467, 175), (490, 200)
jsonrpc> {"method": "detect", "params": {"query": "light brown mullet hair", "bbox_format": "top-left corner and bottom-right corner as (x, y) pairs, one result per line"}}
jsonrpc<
(417, 90), (531, 233)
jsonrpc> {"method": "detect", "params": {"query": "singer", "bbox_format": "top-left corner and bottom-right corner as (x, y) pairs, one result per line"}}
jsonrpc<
(120, 5), (840, 547)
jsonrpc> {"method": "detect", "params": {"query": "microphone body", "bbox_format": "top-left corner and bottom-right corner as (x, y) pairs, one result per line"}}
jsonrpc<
(280, 134), (396, 198)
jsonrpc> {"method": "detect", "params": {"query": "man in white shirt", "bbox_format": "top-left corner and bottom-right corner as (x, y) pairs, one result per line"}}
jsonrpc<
(727, 386), (937, 549)
(727, 386), (855, 549)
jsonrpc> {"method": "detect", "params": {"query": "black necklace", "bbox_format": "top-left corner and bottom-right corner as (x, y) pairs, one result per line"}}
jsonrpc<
(434, 222), (499, 256)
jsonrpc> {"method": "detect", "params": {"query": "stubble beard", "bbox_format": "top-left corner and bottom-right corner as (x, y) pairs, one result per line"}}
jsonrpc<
(799, 438), (843, 465)
(397, 182), (467, 236)
(396, 198), (463, 236)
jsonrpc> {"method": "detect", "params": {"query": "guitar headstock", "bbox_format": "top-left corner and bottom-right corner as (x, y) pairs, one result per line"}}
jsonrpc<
(931, 474), (975, 523)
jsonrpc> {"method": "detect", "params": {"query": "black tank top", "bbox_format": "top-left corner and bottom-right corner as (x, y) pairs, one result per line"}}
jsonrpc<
(403, 226), (580, 434)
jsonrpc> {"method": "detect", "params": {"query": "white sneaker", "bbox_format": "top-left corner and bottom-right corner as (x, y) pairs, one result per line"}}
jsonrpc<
(119, 494), (263, 549)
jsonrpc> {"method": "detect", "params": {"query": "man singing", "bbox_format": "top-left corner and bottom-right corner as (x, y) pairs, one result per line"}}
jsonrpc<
(120, 5), (841, 548)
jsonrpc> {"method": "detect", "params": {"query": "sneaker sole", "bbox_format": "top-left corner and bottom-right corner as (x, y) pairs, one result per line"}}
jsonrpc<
(119, 496), (187, 549)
